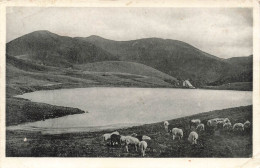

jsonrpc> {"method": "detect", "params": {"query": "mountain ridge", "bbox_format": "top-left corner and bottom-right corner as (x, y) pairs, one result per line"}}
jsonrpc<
(7, 30), (253, 87)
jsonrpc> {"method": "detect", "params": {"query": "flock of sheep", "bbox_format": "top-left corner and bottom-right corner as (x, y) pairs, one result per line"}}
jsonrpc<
(102, 117), (251, 157)
(103, 131), (151, 156)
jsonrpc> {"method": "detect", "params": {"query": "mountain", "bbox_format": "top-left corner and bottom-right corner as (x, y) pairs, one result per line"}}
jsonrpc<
(7, 31), (252, 87)
(77, 35), (246, 86)
(6, 30), (119, 67)
(209, 55), (253, 86)
(226, 55), (253, 70)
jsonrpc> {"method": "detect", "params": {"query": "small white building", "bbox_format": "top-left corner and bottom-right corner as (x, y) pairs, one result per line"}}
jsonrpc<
(183, 80), (195, 89)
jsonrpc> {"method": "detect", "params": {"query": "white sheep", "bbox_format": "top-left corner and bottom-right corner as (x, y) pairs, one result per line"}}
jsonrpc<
(131, 133), (152, 141)
(139, 141), (148, 157)
(121, 136), (140, 152)
(188, 131), (198, 145)
(172, 128), (183, 140)
(190, 119), (201, 129)
(207, 118), (218, 128)
(102, 131), (120, 143)
(196, 123), (205, 132)
(233, 123), (244, 132)
(164, 121), (169, 132)
(223, 118), (230, 123)
(142, 135), (152, 141)
(244, 120), (251, 130)
(223, 122), (232, 131)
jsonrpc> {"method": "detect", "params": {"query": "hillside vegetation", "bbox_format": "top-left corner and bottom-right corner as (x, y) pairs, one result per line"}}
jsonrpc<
(6, 30), (253, 87)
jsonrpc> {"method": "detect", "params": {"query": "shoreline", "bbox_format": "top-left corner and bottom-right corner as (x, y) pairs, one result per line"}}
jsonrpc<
(7, 85), (252, 127)
(6, 105), (252, 157)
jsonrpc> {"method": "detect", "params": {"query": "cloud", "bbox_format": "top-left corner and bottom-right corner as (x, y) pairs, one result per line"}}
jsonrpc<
(6, 7), (252, 58)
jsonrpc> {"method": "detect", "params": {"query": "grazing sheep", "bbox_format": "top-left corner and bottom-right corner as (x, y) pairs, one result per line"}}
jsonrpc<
(244, 120), (251, 129)
(102, 131), (119, 144)
(121, 136), (140, 152)
(164, 121), (169, 132)
(131, 133), (152, 141)
(233, 123), (244, 132)
(223, 122), (232, 131)
(207, 119), (218, 128)
(223, 118), (230, 123)
(188, 131), (198, 145)
(172, 128), (183, 140)
(217, 120), (225, 129)
(110, 134), (121, 146)
(196, 123), (205, 132)
(139, 141), (148, 157)
(142, 135), (151, 141)
(190, 119), (201, 129)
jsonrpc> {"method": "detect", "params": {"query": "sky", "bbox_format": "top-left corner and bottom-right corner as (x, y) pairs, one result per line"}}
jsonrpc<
(6, 7), (252, 59)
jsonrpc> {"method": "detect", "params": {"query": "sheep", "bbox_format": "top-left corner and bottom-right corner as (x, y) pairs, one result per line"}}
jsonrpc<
(139, 141), (148, 157)
(233, 123), (244, 132)
(223, 118), (230, 123)
(102, 131), (119, 144)
(196, 123), (205, 132)
(172, 128), (183, 140)
(164, 121), (169, 132)
(142, 135), (152, 141)
(223, 122), (232, 131)
(121, 136), (140, 152)
(188, 131), (198, 145)
(207, 118), (218, 128)
(190, 119), (201, 129)
(244, 120), (251, 129)
(110, 134), (121, 146)
(131, 133), (152, 141)
(217, 120), (225, 129)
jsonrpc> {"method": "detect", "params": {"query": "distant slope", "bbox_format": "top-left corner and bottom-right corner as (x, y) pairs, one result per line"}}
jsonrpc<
(6, 30), (119, 67)
(76, 61), (178, 81)
(78, 36), (243, 86)
(6, 55), (178, 97)
(226, 55), (253, 70)
(210, 55), (253, 86)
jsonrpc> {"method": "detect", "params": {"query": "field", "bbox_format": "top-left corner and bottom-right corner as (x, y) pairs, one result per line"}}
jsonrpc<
(6, 105), (252, 157)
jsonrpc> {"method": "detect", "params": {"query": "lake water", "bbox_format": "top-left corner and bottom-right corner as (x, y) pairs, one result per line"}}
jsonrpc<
(8, 88), (252, 134)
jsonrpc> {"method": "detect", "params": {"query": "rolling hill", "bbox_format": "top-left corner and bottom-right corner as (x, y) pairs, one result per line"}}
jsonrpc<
(78, 35), (250, 86)
(6, 30), (253, 87)
(76, 61), (178, 81)
(6, 30), (119, 67)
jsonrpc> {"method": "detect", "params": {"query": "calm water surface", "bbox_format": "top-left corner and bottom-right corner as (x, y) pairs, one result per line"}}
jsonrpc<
(8, 88), (252, 133)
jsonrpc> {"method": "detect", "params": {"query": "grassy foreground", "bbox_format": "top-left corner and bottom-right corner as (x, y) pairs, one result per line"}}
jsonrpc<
(6, 105), (252, 157)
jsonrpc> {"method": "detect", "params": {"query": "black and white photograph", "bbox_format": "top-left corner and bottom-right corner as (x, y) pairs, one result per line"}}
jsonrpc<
(2, 1), (258, 163)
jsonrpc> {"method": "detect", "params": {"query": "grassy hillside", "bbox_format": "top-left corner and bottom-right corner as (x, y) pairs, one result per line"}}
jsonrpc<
(7, 31), (252, 87)
(76, 61), (178, 81)
(210, 55), (253, 86)
(6, 105), (252, 157)
(6, 97), (85, 126)
(6, 30), (119, 67)
(80, 36), (250, 86)
(226, 55), (253, 70)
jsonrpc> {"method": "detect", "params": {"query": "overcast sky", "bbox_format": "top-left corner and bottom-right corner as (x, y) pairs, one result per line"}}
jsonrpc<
(6, 7), (252, 58)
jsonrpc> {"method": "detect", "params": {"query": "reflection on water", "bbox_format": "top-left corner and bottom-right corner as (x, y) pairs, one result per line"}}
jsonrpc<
(8, 88), (252, 134)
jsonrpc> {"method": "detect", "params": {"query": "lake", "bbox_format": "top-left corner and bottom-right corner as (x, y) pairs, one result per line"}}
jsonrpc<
(8, 88), (252, 134)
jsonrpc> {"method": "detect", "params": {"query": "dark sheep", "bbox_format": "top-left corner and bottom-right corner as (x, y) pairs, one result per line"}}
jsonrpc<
(110, 134), (121, 146)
